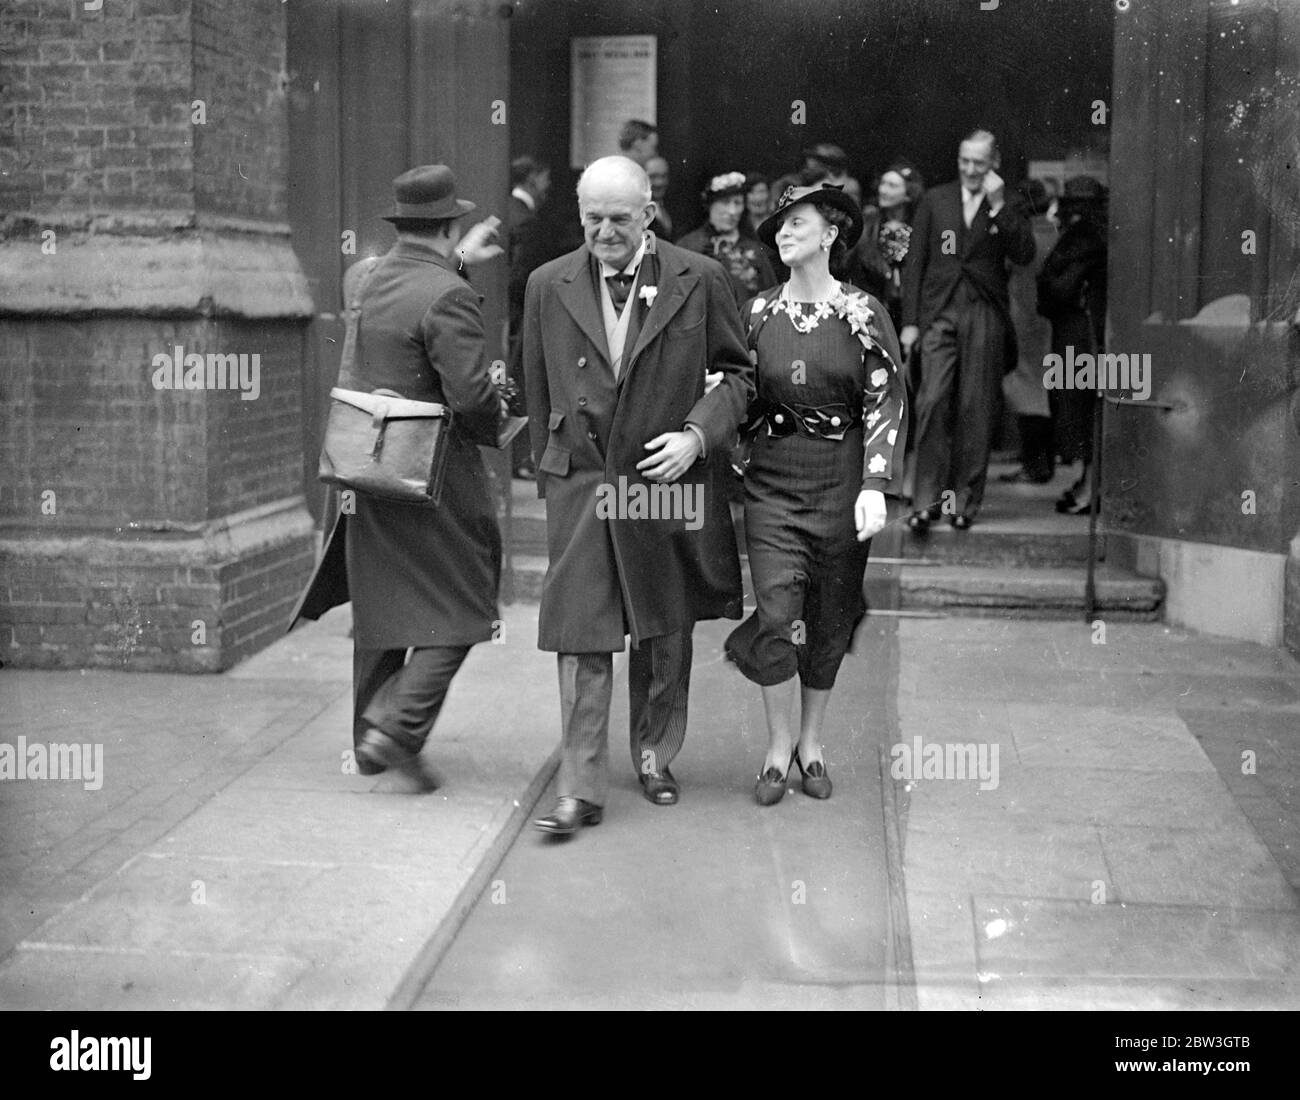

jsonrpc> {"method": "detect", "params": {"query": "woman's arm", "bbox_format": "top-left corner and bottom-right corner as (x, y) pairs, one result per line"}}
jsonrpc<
(860, 299), (907, 493)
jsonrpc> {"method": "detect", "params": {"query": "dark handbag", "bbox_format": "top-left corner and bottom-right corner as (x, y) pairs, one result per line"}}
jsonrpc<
(319, 387), (452, 505)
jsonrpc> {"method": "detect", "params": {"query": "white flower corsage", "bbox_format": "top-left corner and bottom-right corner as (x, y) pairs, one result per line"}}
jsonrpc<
(639, 286), (658, 306)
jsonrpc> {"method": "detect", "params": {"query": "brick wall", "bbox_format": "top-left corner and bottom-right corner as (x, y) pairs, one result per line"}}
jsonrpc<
(0, 0), (197, 221)
(0, 0), (317, 673)
(192, 0), (288, 219)
(1, 522), (317, 672)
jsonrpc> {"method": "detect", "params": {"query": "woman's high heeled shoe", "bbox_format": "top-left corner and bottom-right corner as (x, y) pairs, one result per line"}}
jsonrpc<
(794, 749), (832, 800)
(754, 754), (793, 806)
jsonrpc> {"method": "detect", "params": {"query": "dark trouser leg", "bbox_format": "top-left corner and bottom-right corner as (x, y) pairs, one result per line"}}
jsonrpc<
(361, 645), (471, 754)
(557, 652), (613, 806)
(1018, 414), (1055, 480)
(953, 294), (1006, 518)
(353, 646), (407, 753)
(627, 628), (693, 777)
(913, 314), (961, 516)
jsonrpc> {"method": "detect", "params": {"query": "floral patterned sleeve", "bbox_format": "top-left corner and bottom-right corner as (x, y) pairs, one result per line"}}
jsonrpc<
(852, 293), (907, 493)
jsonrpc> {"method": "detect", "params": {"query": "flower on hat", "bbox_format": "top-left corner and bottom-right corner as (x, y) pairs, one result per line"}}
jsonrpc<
(707, 171), (747, 194)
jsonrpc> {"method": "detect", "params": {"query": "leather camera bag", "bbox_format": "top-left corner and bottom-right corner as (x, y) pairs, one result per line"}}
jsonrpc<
(319, 386), (451, 505)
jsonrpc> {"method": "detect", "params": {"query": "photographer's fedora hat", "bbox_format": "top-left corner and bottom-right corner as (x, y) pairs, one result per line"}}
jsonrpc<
(382, 164), (476, 224)
(756, 182), (863, 251)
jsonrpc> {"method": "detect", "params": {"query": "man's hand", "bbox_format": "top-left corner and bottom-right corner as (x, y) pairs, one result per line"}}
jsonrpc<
(981, 169), (1005, 211)
(457, 216), (504, 266)
(855, 489), (888, 541)
(899, 325), (920, 356)
(637, 430), (702, 482)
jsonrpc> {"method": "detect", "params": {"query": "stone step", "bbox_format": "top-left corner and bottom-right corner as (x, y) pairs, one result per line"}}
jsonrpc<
(505, 554), (1163, 621)
(507, 510), (1099, 565)
(888, 563), (1162, 620)
(897, 522), (1099, 566)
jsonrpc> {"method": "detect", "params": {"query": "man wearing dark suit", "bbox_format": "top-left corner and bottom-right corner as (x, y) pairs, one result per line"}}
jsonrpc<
(900, 130), (1036, 530)
(523, 156), (754, 837)
(645, 155), (676, 241)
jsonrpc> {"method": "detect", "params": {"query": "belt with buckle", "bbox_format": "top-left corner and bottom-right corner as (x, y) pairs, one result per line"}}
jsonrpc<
(758, 400), (859, 441)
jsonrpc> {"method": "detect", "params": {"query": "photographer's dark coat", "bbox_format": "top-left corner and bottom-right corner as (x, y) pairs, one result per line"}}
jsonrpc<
(293, 240), (502, 648)
(522, 238), (755, 653)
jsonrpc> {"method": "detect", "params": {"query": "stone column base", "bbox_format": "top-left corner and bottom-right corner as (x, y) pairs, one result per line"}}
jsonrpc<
(1, 497), (316, 672)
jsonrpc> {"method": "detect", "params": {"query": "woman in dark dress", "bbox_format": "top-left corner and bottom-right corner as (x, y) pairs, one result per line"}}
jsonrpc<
(676, 171), (777, 304)
(852, 160), (925, 330)
(725, 183), (907, 805)
(1037, 176), (1107, 514)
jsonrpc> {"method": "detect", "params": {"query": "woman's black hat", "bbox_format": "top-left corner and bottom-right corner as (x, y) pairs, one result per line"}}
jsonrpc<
(756, 182), (864, 251)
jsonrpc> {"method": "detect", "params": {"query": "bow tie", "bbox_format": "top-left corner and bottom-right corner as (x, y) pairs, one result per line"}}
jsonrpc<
(605, 271), (637, 310)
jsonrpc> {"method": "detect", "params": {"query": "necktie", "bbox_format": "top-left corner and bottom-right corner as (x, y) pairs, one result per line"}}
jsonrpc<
(606, 272), (635, 312)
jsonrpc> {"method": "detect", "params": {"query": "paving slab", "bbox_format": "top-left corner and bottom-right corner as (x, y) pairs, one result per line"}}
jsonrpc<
(0, 601), (557, 1010)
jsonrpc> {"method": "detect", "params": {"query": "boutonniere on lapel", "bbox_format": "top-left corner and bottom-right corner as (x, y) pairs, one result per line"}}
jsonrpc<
(639, 285), (658, 307)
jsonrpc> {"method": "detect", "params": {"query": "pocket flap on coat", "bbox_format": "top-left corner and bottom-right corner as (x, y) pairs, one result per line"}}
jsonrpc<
(538, 445), (570, 476)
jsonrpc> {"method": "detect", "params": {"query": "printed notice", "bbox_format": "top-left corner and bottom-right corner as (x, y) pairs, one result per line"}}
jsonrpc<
(570, 35), (657, 169)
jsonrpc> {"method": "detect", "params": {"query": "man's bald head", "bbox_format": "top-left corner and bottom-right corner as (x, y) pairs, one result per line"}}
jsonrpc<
(577, 156), (656, 270)
(577, 156), (652, 206)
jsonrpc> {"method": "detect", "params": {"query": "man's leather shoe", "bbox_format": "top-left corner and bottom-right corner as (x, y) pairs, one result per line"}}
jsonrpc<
(534, 796), (603, 836)
(906, 511), (930, 534)
(638, 768), (679, 805)
(355, 728), (438, 792)
(951, 514), (973, 530)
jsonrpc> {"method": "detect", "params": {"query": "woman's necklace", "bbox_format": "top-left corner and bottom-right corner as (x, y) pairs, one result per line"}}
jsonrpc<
(776, 280), (841, 333)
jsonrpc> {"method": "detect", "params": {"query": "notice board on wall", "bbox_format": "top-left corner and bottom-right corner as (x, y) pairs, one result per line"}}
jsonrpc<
(570, 35), (656, 169)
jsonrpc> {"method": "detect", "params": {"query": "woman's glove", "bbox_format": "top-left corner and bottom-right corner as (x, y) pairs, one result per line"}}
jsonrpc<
(855, 489), (888, 541)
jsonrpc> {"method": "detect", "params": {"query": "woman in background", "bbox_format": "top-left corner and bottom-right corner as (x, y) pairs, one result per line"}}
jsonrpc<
(853, 160), (925, 330)
(677, 171), (778, 304)
(1037, 176), (1108, 514)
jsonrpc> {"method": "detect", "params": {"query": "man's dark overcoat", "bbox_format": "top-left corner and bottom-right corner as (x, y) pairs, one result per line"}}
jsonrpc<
(293, 239), (502, 648)
(522, 237), (754, 653)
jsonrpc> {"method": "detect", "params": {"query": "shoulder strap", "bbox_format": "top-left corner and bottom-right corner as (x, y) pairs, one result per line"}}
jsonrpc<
(337, 256), (380, 389)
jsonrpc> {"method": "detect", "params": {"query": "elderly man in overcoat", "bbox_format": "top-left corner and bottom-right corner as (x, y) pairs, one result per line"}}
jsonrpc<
(293, 165), (504, 791)
(523, 155), (754, 836)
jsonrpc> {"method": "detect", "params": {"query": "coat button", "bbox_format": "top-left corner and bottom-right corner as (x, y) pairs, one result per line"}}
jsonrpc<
(830, 416), (841, 427)
(577, 357), (587, 367)
(773, 413), (784, 424)
(578, 396), (587, 406)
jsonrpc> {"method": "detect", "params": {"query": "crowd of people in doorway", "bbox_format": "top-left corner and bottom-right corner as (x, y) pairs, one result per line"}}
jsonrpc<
(508, 120), (1109, 522)
(297, 122), (1111, 838)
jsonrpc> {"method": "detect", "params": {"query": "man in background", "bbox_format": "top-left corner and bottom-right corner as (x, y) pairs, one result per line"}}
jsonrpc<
(900, 129), (1036, 532)
(617, 118), (659, 166)
(645, 154), (676, 241)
